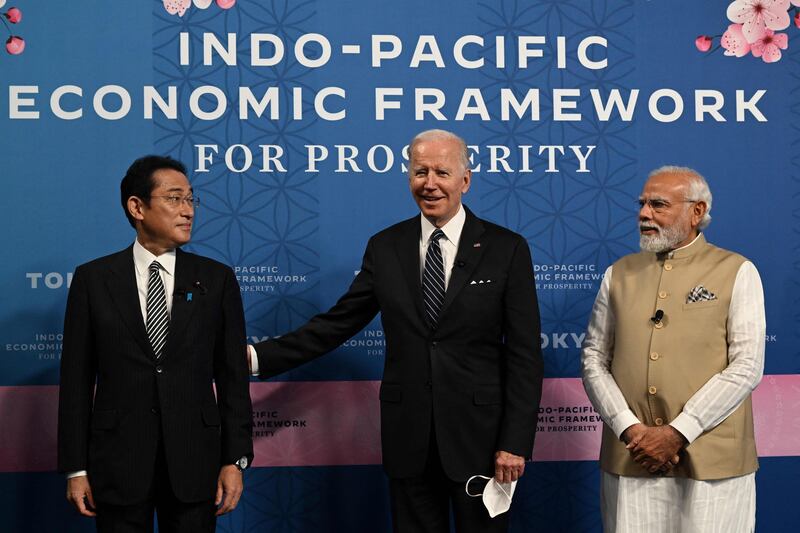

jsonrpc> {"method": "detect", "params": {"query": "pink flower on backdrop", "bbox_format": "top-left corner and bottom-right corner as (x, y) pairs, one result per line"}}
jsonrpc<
(721, 23), (753, 56)
(727, 0), (790, 43)
(5, 35), (24, 55)
(216, 0), (236, 8)
(163, 0), (191, 17)
(695, 35), (713, 52)
(795, 10), (800, 28)
(4, 6), (21, 23)
(750, 29), (788, 62)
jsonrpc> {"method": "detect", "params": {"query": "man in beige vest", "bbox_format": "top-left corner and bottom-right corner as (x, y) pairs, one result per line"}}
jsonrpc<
(581, 166), (765, 532)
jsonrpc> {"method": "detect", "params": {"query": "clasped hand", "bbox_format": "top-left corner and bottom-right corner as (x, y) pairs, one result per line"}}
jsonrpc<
(622, 423), (684, 474)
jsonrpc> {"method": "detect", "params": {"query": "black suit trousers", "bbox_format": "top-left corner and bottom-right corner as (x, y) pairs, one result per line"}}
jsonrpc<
(95, 427), (215, 533)
(389, 423), (509, 533)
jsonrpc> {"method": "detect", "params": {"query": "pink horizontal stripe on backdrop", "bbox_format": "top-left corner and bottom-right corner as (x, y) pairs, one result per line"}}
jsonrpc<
(1, 376), (798, 472)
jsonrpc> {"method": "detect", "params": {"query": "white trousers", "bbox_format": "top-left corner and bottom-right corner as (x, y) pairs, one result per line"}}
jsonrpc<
(601, 472), (755, 533)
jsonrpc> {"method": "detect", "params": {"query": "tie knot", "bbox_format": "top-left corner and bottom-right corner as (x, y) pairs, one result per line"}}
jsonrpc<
(430, 229), (445, 243)
(149, 261), (162, 273)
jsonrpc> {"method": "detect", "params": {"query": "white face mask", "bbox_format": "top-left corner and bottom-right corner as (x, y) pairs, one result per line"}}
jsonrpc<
(465, 475), (517, 518)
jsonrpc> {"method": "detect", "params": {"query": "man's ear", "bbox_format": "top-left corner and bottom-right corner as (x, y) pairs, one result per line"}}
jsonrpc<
(127, 196), (146, 223)
(692, 201), (707, 228)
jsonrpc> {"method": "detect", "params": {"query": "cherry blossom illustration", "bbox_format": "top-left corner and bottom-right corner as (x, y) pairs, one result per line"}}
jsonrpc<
(1, 4), (24, 56)
(163, 0), (235, 17)
(697, 1), (799, 63)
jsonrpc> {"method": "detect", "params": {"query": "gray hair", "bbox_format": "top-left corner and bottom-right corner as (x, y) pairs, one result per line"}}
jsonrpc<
(648, 165), (713, 230)
(409, 129), (470, 171)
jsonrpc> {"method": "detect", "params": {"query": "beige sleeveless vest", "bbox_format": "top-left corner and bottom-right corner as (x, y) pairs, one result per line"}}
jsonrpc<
(599, 234), (758, 480)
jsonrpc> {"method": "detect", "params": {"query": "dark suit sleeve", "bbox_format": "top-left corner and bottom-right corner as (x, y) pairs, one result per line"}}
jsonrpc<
(497, 237), (544, 458)
(213, 267), (253, 464)
(57, 265), (96, 473)
(254, 238), (380, 378)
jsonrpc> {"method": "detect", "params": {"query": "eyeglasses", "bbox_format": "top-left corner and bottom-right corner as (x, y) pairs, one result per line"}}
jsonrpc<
(150, 194), (200, 208)
(637, 198), (697, 214)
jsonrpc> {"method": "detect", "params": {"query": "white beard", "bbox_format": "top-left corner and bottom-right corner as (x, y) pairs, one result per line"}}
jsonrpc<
(639, 221), (691, 253)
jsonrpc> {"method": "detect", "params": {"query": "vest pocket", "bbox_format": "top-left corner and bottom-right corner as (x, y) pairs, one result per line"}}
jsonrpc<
(682, 299), (720, 311)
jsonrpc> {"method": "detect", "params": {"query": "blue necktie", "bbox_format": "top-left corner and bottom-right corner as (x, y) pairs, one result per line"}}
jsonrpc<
(423, 229), (446, 328)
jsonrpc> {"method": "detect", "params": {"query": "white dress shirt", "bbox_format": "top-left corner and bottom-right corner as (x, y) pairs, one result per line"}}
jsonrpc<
(419, 204), (466, 290)
(67, 240), (177, 480)
(133, 239), (177, 320)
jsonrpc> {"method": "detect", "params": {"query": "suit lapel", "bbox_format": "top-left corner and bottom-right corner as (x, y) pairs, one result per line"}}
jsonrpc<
(394, 216), (427, 323)
(440, 207), (485, 317)
(161, 248), (198, 361)
(105, 246), (156, 359)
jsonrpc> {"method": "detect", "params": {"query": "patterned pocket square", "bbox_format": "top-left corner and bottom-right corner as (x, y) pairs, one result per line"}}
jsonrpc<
(686, 285), (717, 303)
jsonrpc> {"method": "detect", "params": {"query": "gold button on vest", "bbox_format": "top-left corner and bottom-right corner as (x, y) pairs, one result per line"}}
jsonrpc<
(654, 418), (664, 426)
(650, 352), (659, 361)
(658, 291), (667, 299)
(648, 386), (657, 395)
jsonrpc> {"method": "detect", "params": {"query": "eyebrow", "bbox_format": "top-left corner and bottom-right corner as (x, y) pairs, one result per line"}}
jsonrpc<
(639, 196), (669, 202)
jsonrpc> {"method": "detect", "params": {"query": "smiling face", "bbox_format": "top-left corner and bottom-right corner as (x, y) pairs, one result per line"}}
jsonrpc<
(128, 168), (194, 255)
(409, 137), (471, 228)
(638, 171), (706, 253)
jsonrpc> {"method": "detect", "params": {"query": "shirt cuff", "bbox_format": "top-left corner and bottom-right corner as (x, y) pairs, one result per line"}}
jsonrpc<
(248, 345), (259, 376)
(66, 470), (87, 479)
(610, 409), (641, 440)
(669, 413), (704, 444)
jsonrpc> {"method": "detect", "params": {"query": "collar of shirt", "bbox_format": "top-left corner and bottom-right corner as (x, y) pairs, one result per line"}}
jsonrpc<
(133, 239), (176, 278)
(665, 232), (702, 259)
(419, 204), (466, 249)
(419, 205), (466, 289)
(133, 239), (177, 319)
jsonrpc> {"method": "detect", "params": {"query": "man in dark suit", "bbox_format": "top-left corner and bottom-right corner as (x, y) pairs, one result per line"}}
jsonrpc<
(249, 129), (543, 532)
(58, 156), (253, 533)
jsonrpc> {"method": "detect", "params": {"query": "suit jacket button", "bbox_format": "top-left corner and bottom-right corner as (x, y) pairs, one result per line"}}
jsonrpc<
(155, 366), (163, 374)
(425, 381), (432, 389)
(151, 407), (158, 414)
(431, 342), (437, 349)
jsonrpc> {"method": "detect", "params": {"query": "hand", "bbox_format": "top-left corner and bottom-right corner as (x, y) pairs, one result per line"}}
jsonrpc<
(494, 450), (525, 483)
(215, 465), (243, 516)
(627, 426), (684, 473)
(66, 475), (96, 517)
(621, 423), (648, 446)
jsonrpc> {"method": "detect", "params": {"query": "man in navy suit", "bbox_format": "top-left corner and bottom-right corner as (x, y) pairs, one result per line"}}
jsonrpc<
(58, 156), (253, 533)
(250, 130), (544, 532)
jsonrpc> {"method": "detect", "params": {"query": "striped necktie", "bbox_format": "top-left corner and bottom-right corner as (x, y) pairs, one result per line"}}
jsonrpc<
(146, 261), (169, 358)
(423, 229), (446, 328)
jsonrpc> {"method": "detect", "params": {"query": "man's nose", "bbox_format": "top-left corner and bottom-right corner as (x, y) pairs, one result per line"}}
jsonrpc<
(423, 172), (438, 188)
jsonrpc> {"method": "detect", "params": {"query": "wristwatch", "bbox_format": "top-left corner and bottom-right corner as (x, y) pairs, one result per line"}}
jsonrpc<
(234, 456), (249, 472)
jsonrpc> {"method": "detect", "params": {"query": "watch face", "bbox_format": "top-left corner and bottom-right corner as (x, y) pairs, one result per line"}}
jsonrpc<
(238, 457), (248, 470)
